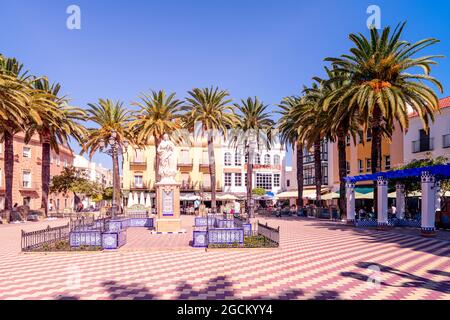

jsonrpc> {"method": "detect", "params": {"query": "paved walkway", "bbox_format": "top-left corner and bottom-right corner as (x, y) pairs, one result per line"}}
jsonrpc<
(0, 216), (448, 300)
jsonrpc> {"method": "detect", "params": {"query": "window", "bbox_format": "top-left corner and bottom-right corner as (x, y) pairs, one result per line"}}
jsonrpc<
(366, 158), (372, 172)
(264, 154), (271, 165)
(23, 146), (31, 158)
(23, 196), (31, 207)
(202, 151), (209, 164)
(235, 173), (242, 186)
(346, 135), (351, 146)
(346, 161), (350, 175)
(203, 173), (211, 188)
(256, 173), (272, 190)
(274, 155), (280, 165)
(287, 179), (290, 187)
(224, 173), (232, 186)
(181, 173), (190, 187)
(22, 171), (31, 188)
(134, 175), (143, 188)
(358, 159), (364, 173)
(181, 150), (190, 164)
(135, 149), (145, 163)
(366, 129), (372, 142)
(235, 153), (242, 166)
(385, 155), (391, 170)
(274, 174), (280, 187)
(255, 153), (261, 164)
(64, 159), (68, 167)
(56, 157), (61, 166)
(64, 199), (68, 209)
(56, 199), (60, 210)
(224, 152), (232, 166)
(244, 154), (248, 164)
(357, 131), (363, 144)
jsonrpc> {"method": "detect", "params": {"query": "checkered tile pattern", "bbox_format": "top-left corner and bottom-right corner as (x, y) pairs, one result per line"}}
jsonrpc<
(0, 216), (449, 300)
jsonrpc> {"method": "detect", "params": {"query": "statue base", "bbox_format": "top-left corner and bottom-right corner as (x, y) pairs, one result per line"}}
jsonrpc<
(155, 181), (181, 233)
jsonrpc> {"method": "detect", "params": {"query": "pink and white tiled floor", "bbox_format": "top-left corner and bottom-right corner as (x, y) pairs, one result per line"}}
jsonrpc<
(0, 216), (449, 300)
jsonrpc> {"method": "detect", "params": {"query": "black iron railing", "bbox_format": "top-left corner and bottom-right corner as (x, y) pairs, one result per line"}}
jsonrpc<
(21, 223), (70, 252)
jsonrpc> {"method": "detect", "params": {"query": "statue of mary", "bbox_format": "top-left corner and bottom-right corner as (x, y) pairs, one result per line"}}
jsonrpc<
(157, 134), (177, 183)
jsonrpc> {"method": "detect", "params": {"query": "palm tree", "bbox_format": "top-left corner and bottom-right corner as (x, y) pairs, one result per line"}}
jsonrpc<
(26, 78), (86, 216)
(0, 56), (39, 213)
(278, 95), (305, 209)
(184, 87), (235, 214)
(325, 22), (443, 215)
(230, 97), (274, 219)
(129, 90), (185, 184)
(83, 99), (132, 212)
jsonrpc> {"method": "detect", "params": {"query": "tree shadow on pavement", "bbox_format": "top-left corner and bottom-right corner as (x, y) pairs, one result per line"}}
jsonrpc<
(341, 261), (450, 295)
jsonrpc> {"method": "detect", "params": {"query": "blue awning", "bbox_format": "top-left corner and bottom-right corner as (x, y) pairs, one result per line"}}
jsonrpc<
(345, 164), (450, 183)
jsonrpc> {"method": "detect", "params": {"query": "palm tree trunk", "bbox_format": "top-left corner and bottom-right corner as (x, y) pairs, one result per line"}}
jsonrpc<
(337, 130), (347, 219)
(112, 151), (121, 214)
(371, 105), (383, 217)
(296, 141), (303, 208)
(207, 130), (217, 213)
(154, 135), (161, 184)
(246, 148), (254, 220)
(41, 136), (51, 217)
(4, 130), (14, 213)
(314, 138), (322, 206)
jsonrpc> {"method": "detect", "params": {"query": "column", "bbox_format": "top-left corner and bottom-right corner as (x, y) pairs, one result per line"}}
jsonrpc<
(421, 171), (436, 236)
(377, 177), (388, 228)
(395, 182), (405, 219)
(346, 182), (355, 223)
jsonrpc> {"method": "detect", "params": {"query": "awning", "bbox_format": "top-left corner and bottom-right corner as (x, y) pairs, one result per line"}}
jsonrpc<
(322, 192), (340, 200)
(275, 189), (327, 200)
(180, 194), (200, 201)
(217, 194), (238, 201)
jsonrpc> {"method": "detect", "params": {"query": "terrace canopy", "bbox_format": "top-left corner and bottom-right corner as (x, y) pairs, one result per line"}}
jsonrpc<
(344, 164), (450, 236)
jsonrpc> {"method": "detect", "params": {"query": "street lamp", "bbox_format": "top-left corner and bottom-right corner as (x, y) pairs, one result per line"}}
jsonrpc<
(99, 130), (129, 219)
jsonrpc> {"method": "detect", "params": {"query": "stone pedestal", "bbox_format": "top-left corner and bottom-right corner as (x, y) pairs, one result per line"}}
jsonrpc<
(155, 182), (181, 233)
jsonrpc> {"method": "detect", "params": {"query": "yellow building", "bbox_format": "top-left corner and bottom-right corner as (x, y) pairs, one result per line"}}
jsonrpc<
(122, 134), (224, 204)
(331, 126), (404, 189)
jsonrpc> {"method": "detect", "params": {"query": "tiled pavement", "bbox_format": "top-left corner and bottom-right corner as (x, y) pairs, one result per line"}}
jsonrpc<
(0, 216), (449, 300)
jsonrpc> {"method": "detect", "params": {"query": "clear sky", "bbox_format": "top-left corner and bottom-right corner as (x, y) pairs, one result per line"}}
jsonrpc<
(1, 0), (449, 168)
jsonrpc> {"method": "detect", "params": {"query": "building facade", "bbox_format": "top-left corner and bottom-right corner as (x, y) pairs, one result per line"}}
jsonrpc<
(0, 132), (75, 211)
(221, 139), (287, 196)
(404, 97), (450, 164)
(73, 155), (113, 188)
(122, 134), (224, 205)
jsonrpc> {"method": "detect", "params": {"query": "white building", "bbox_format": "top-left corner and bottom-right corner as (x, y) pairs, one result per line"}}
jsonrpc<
(73, 155), (113, 188)
(221, 137), (287, 196)
(404, 97), (450, 164)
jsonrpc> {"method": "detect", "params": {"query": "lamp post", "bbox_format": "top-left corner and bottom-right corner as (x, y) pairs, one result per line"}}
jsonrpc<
(99, 130), (129, 219)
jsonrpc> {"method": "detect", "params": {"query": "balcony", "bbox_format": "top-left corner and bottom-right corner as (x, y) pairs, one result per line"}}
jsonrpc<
(18, 182), (40, 192)
(199, 161), (211, 173)
(130, 182), (149, 190)
(443, 134), (450, 148)
(130, 160), (147, 171)
(412, 138), (434, 153)
(178, 159), (193, 171)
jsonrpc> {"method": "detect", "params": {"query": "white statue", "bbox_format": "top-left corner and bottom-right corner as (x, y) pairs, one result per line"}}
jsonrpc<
(157, 134), (177, 183)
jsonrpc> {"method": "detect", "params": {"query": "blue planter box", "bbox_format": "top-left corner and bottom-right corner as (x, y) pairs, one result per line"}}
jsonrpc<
(107, 219), (129, 231)
(217, 219), (235, 228)
(102, 230), (127, 249)
(195, 217), (216, 227)
(70, 231), (102, 247)
(397, 219), (421, 228)
(355, 219), (378, 227)
(129, 217), (153, 228)
(242, 223), (252, 236)
(208, 228), (244, 245)
(192, 230), (208, 247)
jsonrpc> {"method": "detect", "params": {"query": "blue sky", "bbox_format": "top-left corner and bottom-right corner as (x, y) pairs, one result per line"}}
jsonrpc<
(1, 0), (449, 167)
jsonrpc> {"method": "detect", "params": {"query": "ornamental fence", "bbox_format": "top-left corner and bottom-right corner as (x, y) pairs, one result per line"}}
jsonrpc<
(21, 223), (70, 252)
(257, 221), (280, 245)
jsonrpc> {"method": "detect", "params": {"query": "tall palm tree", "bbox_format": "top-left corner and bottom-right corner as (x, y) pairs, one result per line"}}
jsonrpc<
(230, 97), (274, 219)
(26, 78), (86, 216)
(325, 22), (443, 215)
(278, 95), (305, 209)
(83, 99), (132, 212)
(129, 90), (185, 184)
(0, 56), (40, 213)
(184, 87), (235, 213)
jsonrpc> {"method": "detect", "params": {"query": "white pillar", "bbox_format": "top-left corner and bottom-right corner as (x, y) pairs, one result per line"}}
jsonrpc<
(127, 192), (133, 207)
(346, 182), (355, 223)
(421, 171), (436, 236)
(377, 177), (388, 227)
(435, 181), (442, 213)
(145, 193), (151, 208)
(140, 192), (145, 205)
(395, 183), (405, 219)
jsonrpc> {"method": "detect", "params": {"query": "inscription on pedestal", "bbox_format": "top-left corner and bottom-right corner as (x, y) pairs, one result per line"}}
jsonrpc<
(162, 190), (174, 216)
